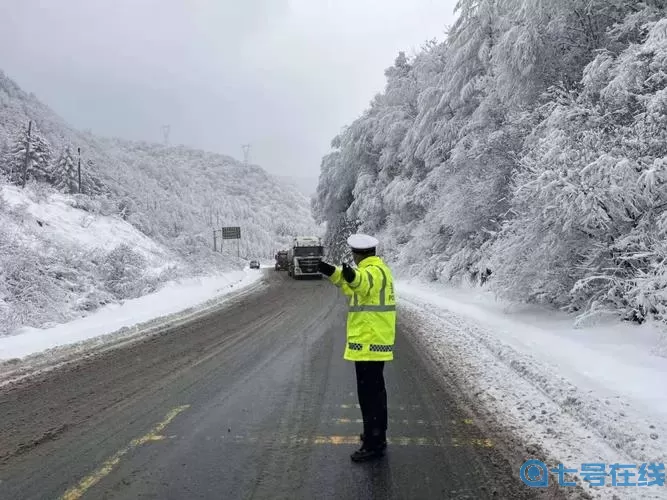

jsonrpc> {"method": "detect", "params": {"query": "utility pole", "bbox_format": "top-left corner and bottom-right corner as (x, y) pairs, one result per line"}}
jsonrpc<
(21, 120), (32, 189)
(77, 147), (82, 194)
(242, 144), (251, 167)
(162, 125), (171, 145)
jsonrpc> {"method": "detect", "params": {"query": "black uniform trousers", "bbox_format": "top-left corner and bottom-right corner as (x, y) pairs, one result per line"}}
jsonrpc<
(355, 361), (387, 448)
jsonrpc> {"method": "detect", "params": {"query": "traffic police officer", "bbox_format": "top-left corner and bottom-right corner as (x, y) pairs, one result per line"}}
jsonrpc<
(318, 234), (396, 462)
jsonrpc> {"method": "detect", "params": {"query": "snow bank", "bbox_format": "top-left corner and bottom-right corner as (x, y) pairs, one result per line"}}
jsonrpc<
(0, 270), (262, 362)
(398, 280), (667, 500)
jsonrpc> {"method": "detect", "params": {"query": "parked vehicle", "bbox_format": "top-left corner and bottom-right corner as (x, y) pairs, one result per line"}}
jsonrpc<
(249, 260), (260, 269)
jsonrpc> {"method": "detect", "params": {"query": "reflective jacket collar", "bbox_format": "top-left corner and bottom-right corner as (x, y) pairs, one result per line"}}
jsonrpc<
(357, 256), (382, 268)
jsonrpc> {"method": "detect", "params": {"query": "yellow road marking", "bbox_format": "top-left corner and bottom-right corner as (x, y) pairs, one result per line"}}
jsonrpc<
(334, 404), (421, 410)
(331, 417), (472, 428)
(452, 437), (494, 448)
(332, 418), (439, 426)
(60, 405), (189, 500)
(332, 417), (363, 424)
(387, 437), (437, 446)
(219, 434), (492, 448)
(309, 435), (487, 447)
(313, 435), (359, 445)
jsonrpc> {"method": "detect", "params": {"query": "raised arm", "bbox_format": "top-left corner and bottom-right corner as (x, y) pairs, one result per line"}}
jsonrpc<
(340, 263), (378, 297)
(329, 266), (355, 297)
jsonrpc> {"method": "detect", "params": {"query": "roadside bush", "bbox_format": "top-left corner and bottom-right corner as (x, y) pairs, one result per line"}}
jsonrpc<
(101, 243), (149, 300)
(127, 211), (154, 237)
(0, 232), (68, 335)
(8, 201), (30, 224)
(25, 180), (53, 204)
(72, 193), (102, 214)
(116, 196), (136, 221)
(71, 194), (116, 217)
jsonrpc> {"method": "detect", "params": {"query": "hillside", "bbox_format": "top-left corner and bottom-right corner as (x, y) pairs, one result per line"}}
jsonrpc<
(95, 138), (318, 261)
(0, 183), (180, 336)
(0, 70), (319, 336)
(313, 1), (667, 328)
(0, 70), (318, 260)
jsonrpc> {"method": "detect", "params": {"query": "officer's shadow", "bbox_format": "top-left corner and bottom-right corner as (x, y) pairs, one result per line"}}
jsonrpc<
(358, 455), (399, 500)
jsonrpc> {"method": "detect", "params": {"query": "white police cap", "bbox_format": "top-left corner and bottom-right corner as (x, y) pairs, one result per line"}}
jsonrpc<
(347, 234), (379, 251)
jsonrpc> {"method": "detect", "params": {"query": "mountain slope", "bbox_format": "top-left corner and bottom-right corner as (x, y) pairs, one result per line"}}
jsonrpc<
(0, 70), (319, 336)
(96, 138), (318, 261)
(0, 183), (179, 336)
(0, 70), (318, 262)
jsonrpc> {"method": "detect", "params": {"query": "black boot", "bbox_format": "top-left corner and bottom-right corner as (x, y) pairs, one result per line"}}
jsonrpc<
(352, 430), (386, 462)
(350, 443), (384, 462)
(360, 433), (387, 450)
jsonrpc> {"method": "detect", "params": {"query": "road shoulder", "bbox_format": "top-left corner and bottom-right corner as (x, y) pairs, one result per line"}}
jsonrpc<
(0, 271), (268, 387)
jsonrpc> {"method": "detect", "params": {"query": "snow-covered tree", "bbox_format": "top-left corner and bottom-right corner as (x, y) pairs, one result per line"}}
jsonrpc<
(1, 123), (53, 186)
(491, 13), (667, 323)
(323, 214), (360, 264)
(73, 159), (106, 196)
(313, 0), (667, 325)
(53, 145), (78, 194)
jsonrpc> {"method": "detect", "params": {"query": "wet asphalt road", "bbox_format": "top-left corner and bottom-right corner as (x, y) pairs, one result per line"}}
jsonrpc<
(0, 270), (541, 500)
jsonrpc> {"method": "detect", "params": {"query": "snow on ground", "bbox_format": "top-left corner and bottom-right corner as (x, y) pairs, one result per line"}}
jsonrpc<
(1, 184), (171, 268)
(0, 183), (266, 375)
(398, 280), (667, 500)
(0, 269), (263, 362)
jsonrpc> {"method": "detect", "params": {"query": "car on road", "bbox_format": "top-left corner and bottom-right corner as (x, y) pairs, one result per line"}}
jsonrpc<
(249, 260), (260, 269)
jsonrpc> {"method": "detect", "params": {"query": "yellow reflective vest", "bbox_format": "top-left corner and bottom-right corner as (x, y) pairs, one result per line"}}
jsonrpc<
(329, 256), (396, 361)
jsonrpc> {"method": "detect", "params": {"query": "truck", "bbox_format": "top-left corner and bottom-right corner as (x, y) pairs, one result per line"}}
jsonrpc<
(274, 250), (289, 271)
(287, 236), (324, 279)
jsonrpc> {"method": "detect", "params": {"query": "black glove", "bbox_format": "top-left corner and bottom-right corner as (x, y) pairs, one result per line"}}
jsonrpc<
(342, 262), (356, 283)
(318, 260), (335, 277)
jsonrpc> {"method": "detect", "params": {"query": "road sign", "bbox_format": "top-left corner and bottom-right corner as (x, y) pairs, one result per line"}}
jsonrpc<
(222, 226), (241, 240)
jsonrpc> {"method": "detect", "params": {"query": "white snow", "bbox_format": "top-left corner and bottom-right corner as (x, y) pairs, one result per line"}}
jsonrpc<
(398, 279), (667, 500)
(0, 270), (263, 362)
(1, 184), (171, 268)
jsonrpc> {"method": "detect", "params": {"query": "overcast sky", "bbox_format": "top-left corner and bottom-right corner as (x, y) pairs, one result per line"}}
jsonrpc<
(0, 0), (457, 184)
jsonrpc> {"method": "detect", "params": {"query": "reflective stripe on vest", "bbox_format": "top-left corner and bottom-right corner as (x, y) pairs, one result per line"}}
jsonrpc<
(369, 344), (393, 352)
(349, 305), (396, 312)
(351, 271), (374, 308)
(348, 342), (393, 352)
(348, 265), (393, 312)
